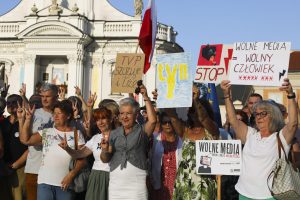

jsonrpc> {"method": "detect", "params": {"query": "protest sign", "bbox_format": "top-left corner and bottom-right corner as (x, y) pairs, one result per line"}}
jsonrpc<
(156, 52), (193, 108)
(111, 53), (144, 93)
(228, 42), (291, 86)
(194, 44), (233, 84)
(195, 140), (242, 175)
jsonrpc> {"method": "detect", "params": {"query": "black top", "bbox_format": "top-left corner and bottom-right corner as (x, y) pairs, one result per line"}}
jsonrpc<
(0, 117), (28, 164)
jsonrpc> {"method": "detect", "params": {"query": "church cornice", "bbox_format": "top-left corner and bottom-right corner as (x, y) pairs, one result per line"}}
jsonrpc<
(16, 20), (90, 42)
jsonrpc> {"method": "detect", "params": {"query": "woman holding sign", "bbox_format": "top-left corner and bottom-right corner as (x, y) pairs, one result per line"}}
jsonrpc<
(155, 84), (219, 200)
(221, 78), (298, 200)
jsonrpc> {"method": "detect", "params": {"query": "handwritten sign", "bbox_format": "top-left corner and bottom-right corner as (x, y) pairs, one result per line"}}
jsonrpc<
(156, 52), (193, 108)
(111, 53), (144, 93)
(228, 42), (291, 86)
(194, 44), (233, 84)
(196, 140), (242, 175)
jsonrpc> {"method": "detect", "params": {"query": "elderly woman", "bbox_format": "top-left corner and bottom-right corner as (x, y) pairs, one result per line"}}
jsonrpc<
(221, 78), (298, 200)
(59, 107), (113, 200)
(150, 111), (183, 200)
(100, 84), (156, 200)
(19, 100), (86, 200)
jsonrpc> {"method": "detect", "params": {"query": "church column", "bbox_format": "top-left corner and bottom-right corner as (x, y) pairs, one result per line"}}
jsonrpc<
(67, 53), (84, 96)
(23, 54), (36, 97)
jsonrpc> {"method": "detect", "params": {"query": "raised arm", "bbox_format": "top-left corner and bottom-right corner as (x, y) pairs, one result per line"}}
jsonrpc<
(140, 84), (157, 136)
(19, 83), (29, 108)
(281, 78), (298, 144)
(19, 105), (42, 146)
(84, 92), (97, 138)
(221, 80), (248, 143)
(75, 86), (89, 114)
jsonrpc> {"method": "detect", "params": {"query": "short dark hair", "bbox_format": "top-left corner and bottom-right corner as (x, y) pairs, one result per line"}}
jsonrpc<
(29, 94), (42, 109)
(249, 93), (263, 100)
(53, 100), (73, 121)
(235, 109), (248, 124)
(7, 94), (23, 106)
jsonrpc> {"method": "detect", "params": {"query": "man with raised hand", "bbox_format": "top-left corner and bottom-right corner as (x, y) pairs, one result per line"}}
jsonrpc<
(19, 83), (58, 200)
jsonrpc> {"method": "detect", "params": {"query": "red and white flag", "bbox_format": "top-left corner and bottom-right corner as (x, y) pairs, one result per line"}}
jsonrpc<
(138, 0), (157, 74)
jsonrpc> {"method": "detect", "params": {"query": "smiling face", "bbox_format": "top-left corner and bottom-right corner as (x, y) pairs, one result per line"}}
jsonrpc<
(119, 105), (137, 129)
(96, 116), (111, 133)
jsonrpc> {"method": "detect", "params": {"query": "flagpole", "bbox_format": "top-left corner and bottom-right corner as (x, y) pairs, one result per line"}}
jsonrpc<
(135, 42), (139, 53)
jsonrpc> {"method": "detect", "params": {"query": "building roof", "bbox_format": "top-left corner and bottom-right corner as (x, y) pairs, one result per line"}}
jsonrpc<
(0, 0), (135, 22)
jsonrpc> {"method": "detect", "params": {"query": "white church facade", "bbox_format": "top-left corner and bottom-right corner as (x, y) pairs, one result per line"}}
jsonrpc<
(0, 0), (183, 103)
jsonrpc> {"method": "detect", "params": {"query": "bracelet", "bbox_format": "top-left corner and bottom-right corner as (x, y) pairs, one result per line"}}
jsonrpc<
(223, 95), (230, 99)
(144, 98), (150, 101)
(287, 92), (296, 99)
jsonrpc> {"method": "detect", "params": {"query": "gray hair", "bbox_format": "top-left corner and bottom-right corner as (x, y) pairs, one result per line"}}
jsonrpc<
(40, 83), (58, 96)
(119, 98), (140, 114)
(253, 100), (285, 133)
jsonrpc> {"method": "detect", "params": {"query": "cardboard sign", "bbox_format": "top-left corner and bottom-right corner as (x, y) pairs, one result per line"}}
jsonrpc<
(195, 140), (242, 175)
(111, 53), (145, 93)
(156, 52), (194, 108)
(194, 44), (233, 84)
(229, 42), (291, 86)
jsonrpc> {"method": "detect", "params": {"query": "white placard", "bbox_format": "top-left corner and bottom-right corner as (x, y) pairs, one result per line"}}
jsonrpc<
(229, 42), (291, 86)
(195, 140), (242, 175)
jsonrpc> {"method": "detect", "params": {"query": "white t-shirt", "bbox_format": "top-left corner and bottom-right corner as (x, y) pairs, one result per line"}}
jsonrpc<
(25, 108), (53, 174)
(235, 127), (290, 199)
(85, 133), (110, 172)
(37, 127), (85, 186)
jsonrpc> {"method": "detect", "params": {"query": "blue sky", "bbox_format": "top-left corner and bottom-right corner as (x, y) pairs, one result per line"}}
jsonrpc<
(1, 0), (300, 65)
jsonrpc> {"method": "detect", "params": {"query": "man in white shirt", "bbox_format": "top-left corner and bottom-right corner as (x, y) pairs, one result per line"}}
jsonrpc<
(20, 83), (58, 200)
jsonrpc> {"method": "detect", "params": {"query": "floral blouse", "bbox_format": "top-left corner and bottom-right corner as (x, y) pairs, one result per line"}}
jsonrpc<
(173, 130), (217, 200)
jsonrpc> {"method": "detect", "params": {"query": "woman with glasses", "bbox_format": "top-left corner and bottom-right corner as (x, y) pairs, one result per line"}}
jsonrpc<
(150, 112), (183, 200)
(100, 83), (156, 200)
(221, 78), (298, 200)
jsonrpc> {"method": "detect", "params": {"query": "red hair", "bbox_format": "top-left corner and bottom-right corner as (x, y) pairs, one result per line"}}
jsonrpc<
(92, 107), (112, 121)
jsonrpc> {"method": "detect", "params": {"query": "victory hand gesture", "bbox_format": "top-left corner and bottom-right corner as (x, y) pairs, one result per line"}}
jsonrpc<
(87, 92), (97, 108)
(58, 133), (69, 150)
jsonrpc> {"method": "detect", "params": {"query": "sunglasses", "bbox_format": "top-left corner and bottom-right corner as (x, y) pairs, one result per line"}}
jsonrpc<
(161, 120), (172, 125)
(253, 111), (268, 118)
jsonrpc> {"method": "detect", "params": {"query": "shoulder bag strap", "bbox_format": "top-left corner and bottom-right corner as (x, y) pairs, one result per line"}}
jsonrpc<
(74, 128), (78, 150)
(277, 132), (288, 162)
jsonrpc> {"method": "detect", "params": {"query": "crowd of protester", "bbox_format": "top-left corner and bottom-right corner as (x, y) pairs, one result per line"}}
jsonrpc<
(0, 77), (299, 200)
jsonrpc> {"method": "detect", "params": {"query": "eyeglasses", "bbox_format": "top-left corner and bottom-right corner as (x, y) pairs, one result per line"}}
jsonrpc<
(253, 111), (268, 119)
(161, 120), (172, 125)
